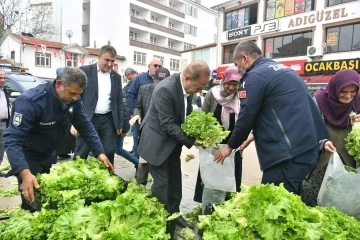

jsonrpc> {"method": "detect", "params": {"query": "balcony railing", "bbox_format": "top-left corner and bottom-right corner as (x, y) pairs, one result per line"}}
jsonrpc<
(136, 0), (185, 18)
(129, 36), (181, 56)
(130, 16), (184, 38)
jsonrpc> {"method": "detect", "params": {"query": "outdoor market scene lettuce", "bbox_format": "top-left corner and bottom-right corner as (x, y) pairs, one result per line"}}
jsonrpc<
(181, 110), (230, 148)
(37, 157), (125, 209)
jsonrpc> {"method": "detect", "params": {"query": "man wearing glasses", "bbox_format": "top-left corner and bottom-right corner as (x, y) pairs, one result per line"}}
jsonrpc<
(127, 57), (162, 160)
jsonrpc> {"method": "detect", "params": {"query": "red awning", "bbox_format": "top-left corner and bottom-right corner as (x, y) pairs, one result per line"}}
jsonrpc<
(217, 65), (230, 79)
(302, 75), (333, 84)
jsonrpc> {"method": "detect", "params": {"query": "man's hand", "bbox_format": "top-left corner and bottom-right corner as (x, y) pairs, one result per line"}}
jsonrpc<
(70, 125), (78, 137)
(214, 145), (233, 164)
(351, 114), (360, 125)
(129, 115), (141, 126)
(19, 169), (40, 203)
(121, 132), (127, 138)
(98, 153), (114, 172)
(116, 129), (122, 135)
(324, 141), (336, 153)
(238, 133), (254, 151)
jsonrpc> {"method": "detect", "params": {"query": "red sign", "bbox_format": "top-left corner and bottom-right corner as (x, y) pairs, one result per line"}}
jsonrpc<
(277, 60), (306, 75)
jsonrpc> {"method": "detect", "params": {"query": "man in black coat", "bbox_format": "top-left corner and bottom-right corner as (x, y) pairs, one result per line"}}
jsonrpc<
(71, 45), (123, 164)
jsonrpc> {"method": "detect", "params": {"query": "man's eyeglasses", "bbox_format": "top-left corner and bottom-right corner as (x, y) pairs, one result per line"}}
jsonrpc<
(151, 64), (162, 68)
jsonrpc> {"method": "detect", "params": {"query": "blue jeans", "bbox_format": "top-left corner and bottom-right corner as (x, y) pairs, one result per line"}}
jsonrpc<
(131, 123), (139, 158)
(116, 136), (139, 166)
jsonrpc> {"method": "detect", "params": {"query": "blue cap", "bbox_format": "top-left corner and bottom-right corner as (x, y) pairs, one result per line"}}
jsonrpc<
(56, 67), (63, 75)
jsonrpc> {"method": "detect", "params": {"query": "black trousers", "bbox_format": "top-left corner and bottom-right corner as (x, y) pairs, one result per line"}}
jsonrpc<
(262, 148), (318, 195)
(74, 112), (116, 164)
(147, 145), (183, 214)
(193, 151), (243, 203)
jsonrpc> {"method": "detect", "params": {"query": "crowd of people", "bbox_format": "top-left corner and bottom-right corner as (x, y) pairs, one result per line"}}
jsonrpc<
(0, 41), (359, 239)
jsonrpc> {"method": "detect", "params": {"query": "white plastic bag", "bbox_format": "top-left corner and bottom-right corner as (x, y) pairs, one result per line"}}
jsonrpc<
(317, 152), (360, 219)
(197, 144), (236, 192)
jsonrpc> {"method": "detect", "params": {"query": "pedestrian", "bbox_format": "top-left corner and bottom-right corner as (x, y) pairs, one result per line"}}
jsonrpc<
(3, 67), (113, 211)
(127, 57), (163, 158)
(0, 70), (10, 176)
(214, 41), (329, 195)
(122, 67), (138, 94)
(193, 66), (253, 211)
(129, 67), (171, 185)
(71, 45), (123, 165)
(137, 60), (210, 238)
(115, 79), (139, 171)
(302, 69), (360, 206)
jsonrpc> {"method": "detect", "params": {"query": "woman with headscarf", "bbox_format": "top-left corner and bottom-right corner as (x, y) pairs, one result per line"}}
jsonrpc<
(301, 69), (360, 206)
(193, 66), (253, 212)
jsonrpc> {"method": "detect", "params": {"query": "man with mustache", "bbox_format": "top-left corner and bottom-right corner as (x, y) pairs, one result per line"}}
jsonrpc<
(3, 67), (113, 211)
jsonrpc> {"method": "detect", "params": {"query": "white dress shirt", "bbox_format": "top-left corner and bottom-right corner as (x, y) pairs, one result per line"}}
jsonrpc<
(0, 88), (8, 120)
(180, 73), (189, 120)
(94, 65), (112, 114)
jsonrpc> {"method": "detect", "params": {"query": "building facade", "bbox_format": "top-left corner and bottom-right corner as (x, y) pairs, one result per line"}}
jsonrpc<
(212, 0), (360, 85)
(49, 0), (218, 74)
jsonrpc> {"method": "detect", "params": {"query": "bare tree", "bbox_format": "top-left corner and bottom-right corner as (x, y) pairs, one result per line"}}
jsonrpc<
(0, 0), (30, 30)
(0, 0), (57, 39)
(23, 3), (57, 39)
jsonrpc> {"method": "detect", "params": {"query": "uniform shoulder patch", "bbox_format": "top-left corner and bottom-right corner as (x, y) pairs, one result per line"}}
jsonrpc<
(13, 112), (23, 126)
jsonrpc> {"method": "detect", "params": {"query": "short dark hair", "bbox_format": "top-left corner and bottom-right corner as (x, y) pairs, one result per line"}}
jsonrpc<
(184, 60), (211, 80)
(124, 67), (137, 76)
(234, 41), (262, 59)
(99, 45), (117, 58)
(57, 67), (87, 89)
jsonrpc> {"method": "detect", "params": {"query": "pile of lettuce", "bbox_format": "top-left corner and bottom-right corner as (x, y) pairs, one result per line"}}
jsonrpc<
(181, 111), (230, 148)
(0, 183), (170, 240)
(198, 184), (360, 240)
(37, 158), (125, 209)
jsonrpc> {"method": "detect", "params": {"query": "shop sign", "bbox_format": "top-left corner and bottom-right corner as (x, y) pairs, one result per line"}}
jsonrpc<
(304, 58), (360, 75)
(251, 20), (280, 35)
(227, 26), (251, 40)
(277, 59), (306, 75)
(288, 7), (348, 28)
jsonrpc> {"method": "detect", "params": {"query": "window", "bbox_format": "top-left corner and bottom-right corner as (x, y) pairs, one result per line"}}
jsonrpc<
(153, 55), (164, 63)
(168, 41), (174, 49)
(264, 31), (312, 59)
(150, 37), (157, 45)
(328, 0), (356, 7)
(170, 59), (180, 71)
(265, 0), (314, 21)
(193, 49), (210, 66)
(223, 44), (237, 64)
(168, 22), (174, 29)
(133, 51), (146, 65)
(225, 4), (258, 31)
(151, 16), (158, 22)
(66, 53), (78, 67)
(35, 52), (51, 67)
(326, 23), (360, 53)
(185, 5), (198, 18)
(184, 43), (196, 50)
(10, 51), (15, 60)
(130, 9), (139, 17)
(184, 24), (197, 36)
(4, 80), (21, 95)
(129, 32), (138, 40)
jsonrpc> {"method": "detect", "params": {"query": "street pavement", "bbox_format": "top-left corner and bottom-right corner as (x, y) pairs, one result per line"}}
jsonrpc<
(0, 137), (262, 213)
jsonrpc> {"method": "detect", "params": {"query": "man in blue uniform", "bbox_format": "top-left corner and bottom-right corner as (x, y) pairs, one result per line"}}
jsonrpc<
(3, 67), (113, 210)
(214, 41), (329, 195)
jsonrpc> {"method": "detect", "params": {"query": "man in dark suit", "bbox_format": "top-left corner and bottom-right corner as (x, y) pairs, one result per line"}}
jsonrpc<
(137, 60), (210, 236)
(0, 70), (10, 171)
(71, 45), (123, 164)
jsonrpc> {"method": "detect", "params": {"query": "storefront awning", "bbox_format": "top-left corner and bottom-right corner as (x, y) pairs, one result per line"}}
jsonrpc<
(302, 75), (334, 84)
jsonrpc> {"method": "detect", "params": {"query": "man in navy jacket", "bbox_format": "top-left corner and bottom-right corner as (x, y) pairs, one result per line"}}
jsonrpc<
(215, 41), (329, 195)
(127, 57), (162, 158)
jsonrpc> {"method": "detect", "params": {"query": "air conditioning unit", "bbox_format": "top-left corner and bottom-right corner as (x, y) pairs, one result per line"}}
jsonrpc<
(307, 46), (324, 57)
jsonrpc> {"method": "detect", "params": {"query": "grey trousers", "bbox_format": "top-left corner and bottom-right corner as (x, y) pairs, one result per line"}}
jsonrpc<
(0, 122), (6, 165)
